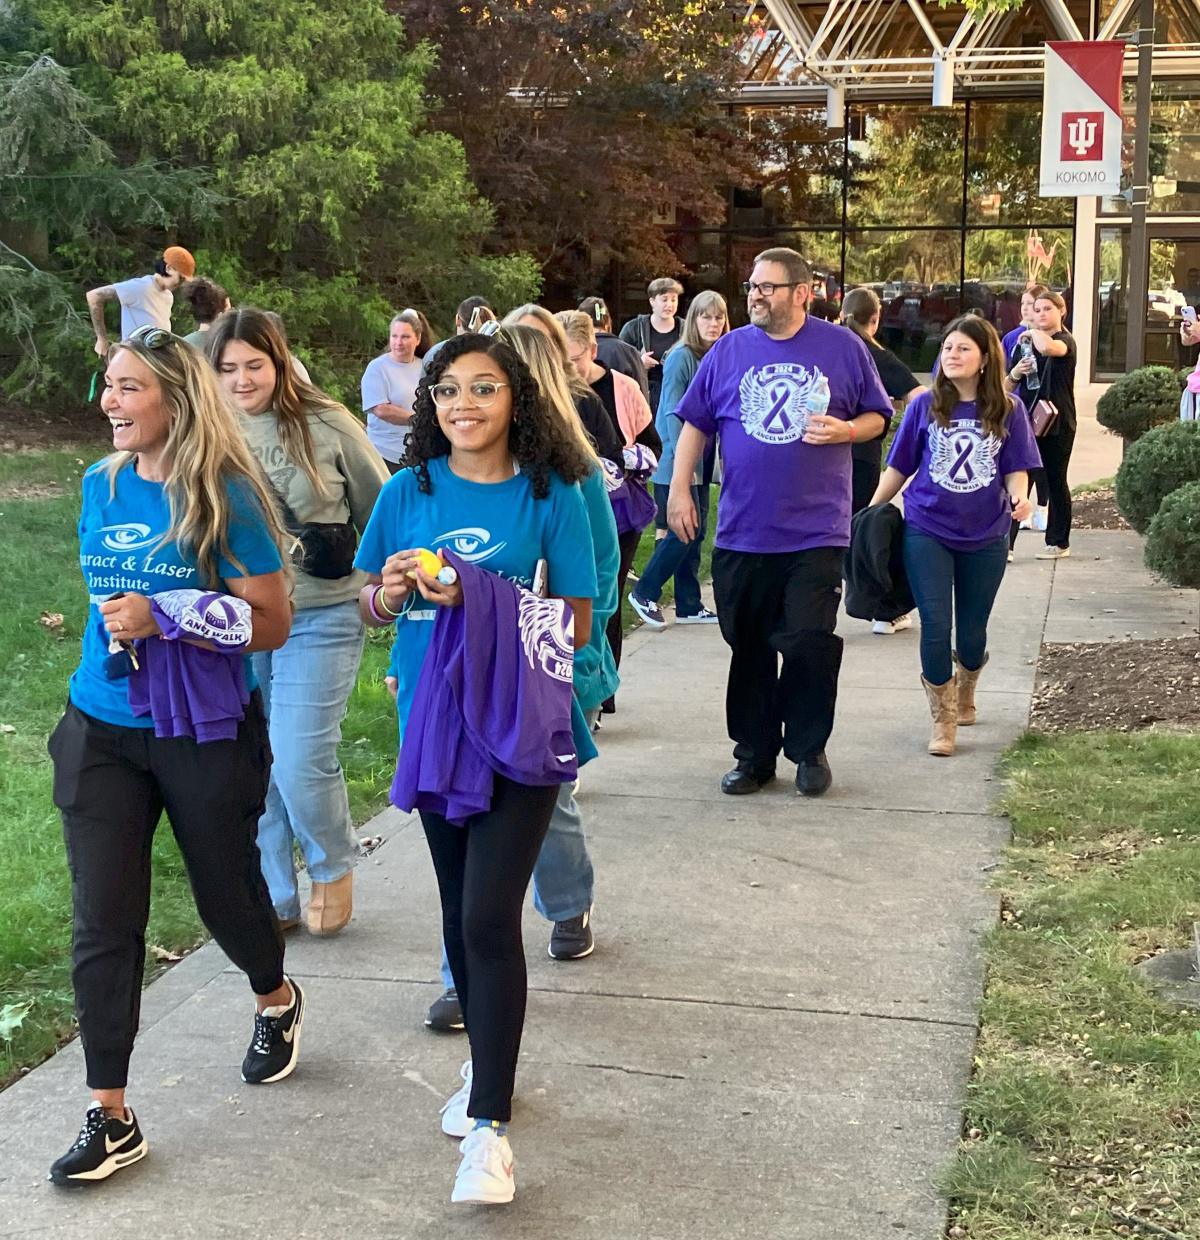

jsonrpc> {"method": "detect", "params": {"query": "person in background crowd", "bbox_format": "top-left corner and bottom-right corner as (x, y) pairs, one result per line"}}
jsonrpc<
(355, 333), (597, 1207)
(362, 314), (424, 475)
(211, 309), (389, 936)
(668, 248), (892, 799)
(577, 296), (650, 403)
(423, 296), (493, 372)
(628, 290), (728, 629)
(807, 297), (840, 322)
(999, 285), (1050, 540)
(1006, 290), (1076, 560)
(619, 277), (683, 413)
(399, 308), (438, 359)
(870, 316), (1039, 756)
(48, 325), (301, 1187)
(559, 310), (660, 715)
(180, 278), (230, 349)
(840, 287), (926, 635)
(86, 247), (196, 356)
(501, 306), (623, 463)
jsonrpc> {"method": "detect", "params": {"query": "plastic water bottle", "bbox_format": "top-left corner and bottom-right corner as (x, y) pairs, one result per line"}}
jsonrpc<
(807, 373), (831, 417)
(1020, 336), (1041, 391)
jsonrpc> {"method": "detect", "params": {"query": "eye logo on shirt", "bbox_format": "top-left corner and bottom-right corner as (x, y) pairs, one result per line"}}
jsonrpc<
(738, 363), (823, 446)
(518, 591), (575, 685)
(99, 523), (157, 552)
(434, 526), (507, 565)
(927, 422), (1000, 494)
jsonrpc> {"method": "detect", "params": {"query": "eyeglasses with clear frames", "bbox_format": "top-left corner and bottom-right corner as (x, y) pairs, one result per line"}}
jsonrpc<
(430, 380), (511, 408)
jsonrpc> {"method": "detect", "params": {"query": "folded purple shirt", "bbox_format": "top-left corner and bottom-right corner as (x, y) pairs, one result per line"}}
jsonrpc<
(391, 552), (579, 825)
(127, 590), (252, 743)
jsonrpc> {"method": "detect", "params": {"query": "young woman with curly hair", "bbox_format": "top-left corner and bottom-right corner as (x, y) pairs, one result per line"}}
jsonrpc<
(354, 333), (598, 1206)
(870, 315), (1041, 756)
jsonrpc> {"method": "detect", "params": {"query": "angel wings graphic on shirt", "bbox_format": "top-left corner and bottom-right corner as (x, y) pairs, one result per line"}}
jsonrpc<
(738, 363), (820, 445)
(926, 423), (1000, 495)
(518, 591), (575, 685)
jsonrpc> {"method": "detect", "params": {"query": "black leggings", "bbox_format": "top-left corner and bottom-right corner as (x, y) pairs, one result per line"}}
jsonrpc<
(49, 697), (284, 1090)
(421, 777), (558, 1122)
(601, 528), (642, 713)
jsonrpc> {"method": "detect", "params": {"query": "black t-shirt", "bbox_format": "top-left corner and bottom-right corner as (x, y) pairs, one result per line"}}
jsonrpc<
(620, 316), (680, 413)
(590, 366), (663, 456)
(574, 389), (622, 462)
(853, 340), (919, 465)
(1015, 329), (1077, 433)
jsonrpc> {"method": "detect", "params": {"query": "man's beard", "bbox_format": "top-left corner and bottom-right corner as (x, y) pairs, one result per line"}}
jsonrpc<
(750, 303), (787, 333)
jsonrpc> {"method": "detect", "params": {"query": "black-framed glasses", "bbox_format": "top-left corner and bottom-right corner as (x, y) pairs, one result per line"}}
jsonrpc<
(741, 281), (801, 297)
(430, 380), (510, 408)
(126, 325), (179, 350)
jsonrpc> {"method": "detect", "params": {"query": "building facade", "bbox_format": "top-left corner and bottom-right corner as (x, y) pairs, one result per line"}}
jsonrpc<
(618, 0), (1199, 380)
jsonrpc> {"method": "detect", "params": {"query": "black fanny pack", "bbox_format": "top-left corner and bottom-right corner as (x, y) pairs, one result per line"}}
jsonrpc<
(268, 479), (358, 580)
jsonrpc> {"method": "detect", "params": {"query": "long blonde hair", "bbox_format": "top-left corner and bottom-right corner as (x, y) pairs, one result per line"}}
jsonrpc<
(499, 324), (601, 465)
(206, 308), (349, 498)
(104, 332), (289, 586)
(501, 305), (592, 401)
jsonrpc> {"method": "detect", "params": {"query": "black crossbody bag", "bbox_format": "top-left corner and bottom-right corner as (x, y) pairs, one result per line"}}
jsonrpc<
(268, 481), (358, 580)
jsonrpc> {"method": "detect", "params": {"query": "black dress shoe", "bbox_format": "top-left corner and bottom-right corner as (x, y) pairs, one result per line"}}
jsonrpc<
(795, 752), (832, 797)
(720, 764), (776, 796)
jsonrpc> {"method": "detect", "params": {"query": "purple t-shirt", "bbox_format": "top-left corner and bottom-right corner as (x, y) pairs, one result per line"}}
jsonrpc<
(674, 317), (892, 553)
(887, 391), (1043, 551)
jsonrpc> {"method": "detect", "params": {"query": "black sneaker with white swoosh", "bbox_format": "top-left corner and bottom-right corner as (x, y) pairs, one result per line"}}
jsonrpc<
(49, 1105), (148, 1186)
(241, 975), (305, 1084)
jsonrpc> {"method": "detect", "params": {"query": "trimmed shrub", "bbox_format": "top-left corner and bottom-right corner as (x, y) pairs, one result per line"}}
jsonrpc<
(1096, 365), (1185, 442)
(1114, 420), (1200, 533)
(1145, 481), (1200, 589)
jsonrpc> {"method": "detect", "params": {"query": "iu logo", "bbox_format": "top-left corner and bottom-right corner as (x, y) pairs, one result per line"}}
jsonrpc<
(1060, 111), (1103, 161)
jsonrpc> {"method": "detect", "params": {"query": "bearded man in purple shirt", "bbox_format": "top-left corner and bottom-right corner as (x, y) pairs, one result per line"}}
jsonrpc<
(667, 248), (892, 797)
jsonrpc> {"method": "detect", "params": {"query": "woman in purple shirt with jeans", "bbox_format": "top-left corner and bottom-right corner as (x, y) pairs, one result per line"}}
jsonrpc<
(871, 315), (1041, 757)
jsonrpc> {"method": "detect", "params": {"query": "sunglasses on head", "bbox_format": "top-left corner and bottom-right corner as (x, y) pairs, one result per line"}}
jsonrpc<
(126, 325), (181, 350)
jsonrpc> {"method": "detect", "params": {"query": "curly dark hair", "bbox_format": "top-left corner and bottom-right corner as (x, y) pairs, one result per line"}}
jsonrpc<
(403, 333), (595, 498)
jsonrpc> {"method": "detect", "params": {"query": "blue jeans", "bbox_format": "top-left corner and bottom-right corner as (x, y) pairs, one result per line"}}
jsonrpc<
(633, 484), (709, 616)
(902, 529), (1008, 686)
(251, 600), (364, 919)
(439, 780), (594, 987)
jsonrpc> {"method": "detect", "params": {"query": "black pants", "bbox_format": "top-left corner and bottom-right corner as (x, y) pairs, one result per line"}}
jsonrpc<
(601, 528), (642, 713)
(421, 777), (558, 1122)
(1038, 426), (1076, 549)
(850, 456), (880, 517)
(49, 697), (284, 1090)
(712, 546), (845, 769)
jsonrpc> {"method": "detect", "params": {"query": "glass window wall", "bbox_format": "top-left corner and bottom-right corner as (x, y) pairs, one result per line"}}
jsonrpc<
(1100, 87), (1200, 216)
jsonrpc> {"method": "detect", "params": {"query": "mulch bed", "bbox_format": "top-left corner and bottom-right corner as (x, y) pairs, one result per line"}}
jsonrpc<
(1032, 636), (1200, 732)
(0, 397), (107, 451)
(1071, 486), (1129, 531)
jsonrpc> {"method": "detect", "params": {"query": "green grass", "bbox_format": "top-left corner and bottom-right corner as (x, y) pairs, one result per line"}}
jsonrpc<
(943, 730), (1200, 1239)
(1072, 475), (1114, 496)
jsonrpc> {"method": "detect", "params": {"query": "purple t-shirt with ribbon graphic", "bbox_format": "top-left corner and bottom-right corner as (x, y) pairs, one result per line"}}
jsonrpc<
(674, 316), (892, 553)
(887, 391), (1043, 552)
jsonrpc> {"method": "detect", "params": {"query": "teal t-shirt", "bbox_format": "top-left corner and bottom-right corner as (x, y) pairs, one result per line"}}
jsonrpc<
(70, 461), (283, 727)
(574, 467), (620, 713)
(354, 455), (599, 736)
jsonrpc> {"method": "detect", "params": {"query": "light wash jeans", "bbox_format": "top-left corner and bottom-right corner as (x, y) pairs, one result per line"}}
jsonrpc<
(438, 744), (597, 989)
(252, 599), (364, 920)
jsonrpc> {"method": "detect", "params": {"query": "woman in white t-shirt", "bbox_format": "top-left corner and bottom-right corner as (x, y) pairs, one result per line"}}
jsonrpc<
(361, 315), (424, 473)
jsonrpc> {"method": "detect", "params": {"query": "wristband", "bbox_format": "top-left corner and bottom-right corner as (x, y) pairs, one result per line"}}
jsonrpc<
(376, 585), (403, 618)
(846, 421), (857, 443)
(365, 585), (391, 625)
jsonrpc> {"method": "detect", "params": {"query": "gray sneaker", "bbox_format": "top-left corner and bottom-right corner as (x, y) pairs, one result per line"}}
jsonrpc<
(628, 594), (666, 630)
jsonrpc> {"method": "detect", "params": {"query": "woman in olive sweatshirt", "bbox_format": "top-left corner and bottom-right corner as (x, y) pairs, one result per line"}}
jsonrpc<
(210, 308), (389, 935)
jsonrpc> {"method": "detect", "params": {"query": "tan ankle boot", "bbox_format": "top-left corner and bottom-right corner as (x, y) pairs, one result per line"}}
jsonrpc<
(954, 654), (987, 726)
(921, 675), (958, 756)
(307, 871), (353, 935)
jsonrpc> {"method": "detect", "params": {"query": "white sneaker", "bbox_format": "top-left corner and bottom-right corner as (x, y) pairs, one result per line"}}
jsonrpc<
(1018, 517), (1032, 530)
(1035, 546), (1070, 560)
(1031, 506), (1049, 533)
(440, 1060), (473, 1138)
(1007, 550), (1014, 563)
(872, 613), (913, 635)
(451, 1126), (515, 1205)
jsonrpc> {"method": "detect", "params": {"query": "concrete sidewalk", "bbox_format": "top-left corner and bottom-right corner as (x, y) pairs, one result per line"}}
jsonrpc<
(2, 541), (1074, 1238)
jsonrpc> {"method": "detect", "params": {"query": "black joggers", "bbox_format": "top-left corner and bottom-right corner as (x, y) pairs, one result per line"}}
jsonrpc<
(712, 546), (845, 771)
(421, 776), (558, 1123)
(49, 697), (284, 1090)
(1038, 425), (1076, 549)
(602, 527), (642, 712)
